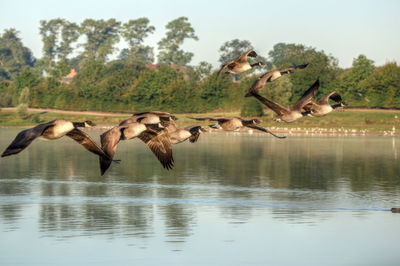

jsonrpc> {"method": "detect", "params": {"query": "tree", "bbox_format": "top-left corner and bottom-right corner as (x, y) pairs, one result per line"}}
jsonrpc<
(58, 20), (80, 62)
(192, 61), (212, 80)
(267, 43), (339, 103)
(39, 19), (80, 75)
(79, 19), (121, 63)
(119, 18), (155, 64)
(338, 55), (375, 105)
(362, 62), (400, 107)
(157, 17), (198, 65)
(0, 29), (35, 79)
(39, 19), (63, 71)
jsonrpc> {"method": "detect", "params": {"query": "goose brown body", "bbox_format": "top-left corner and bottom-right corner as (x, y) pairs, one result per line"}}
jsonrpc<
(248, 79), (320, 123)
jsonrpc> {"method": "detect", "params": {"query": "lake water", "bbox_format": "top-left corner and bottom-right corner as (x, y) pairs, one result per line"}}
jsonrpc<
(0, 128), (399, 265)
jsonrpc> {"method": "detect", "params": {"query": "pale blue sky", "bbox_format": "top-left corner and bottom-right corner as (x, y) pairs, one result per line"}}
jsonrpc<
(0, 0), (399, 68)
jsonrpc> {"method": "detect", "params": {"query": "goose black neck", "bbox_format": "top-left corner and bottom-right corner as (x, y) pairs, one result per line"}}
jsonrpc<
(73, 122), (85, 127)
(332, 103), (342, 109)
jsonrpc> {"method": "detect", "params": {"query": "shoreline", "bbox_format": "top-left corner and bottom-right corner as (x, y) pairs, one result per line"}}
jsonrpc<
(1, 107), (399, 136)
(1, 125), (397, 137)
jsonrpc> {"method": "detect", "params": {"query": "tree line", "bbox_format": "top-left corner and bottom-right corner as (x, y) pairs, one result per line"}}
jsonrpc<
(0, 16), (399, 116)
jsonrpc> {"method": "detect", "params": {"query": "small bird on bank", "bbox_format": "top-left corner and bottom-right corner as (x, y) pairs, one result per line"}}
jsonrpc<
(189, 117), (286, 138)
(302, 91), (347, 117)
(1, 120), (111, 173)
(247, 79), (320, 123)
(245, 64), (309, 97)
(99, 122), (173, 175)
(218, 49), (264, 76)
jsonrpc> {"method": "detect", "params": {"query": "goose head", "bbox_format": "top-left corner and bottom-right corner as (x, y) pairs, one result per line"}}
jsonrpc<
(84, 121), (96, 127)
(252, 119), (262, 124)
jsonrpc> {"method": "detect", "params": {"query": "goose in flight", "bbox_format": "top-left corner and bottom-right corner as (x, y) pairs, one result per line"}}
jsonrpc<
(302, 91), (346, 117)
(190, 117), (285, 138)
(1, 120), (111, 173)
(160, 120), (207, 144)
(248, 79), (320, 123)
(218, 49), (264, 76)
(245, 64), (308, 97)
(99, 122), (173, 175)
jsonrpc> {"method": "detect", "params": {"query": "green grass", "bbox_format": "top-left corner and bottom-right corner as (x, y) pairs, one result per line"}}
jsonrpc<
(0, 108), (399, 132)
(0, 110), (129, 127)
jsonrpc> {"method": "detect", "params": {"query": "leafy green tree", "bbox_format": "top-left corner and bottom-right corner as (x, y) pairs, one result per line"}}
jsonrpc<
(338, 55), (375, 105)
(192, 61), (212, 80)
(0, 29), (35, 79)
(58, 20), (80, 62)
(16, 87), (30, 118)
(0, 81), (13, 106)
(79, 19), (121, 63)
(39, 19), (63, 71)
(130, 65), (183, 110)
(362, 62), (400, 107)
(15, 69), (40, 91)
(73, 59), (107, 99)
(267, 43), (339, 102)
(157, 17), (198, 65)
(119, 18), (155, 64)
(241, 98), (264, 117)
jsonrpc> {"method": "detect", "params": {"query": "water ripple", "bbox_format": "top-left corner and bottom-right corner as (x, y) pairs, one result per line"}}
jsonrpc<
(0, 195), (390, 212)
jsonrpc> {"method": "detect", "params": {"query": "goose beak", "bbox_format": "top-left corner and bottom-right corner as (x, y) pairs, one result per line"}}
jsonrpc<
(200, 127), (208, 133)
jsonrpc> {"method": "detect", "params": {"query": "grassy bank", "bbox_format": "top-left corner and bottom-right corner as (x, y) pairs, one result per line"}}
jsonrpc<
(0, 108), (399, 134)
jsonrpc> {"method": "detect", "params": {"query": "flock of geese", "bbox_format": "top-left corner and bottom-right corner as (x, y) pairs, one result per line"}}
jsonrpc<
(2, 49), (348, 176)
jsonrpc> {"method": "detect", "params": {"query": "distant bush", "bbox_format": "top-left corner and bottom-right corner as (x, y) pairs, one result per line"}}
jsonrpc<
(16, 103), (28, 119)
(240, 98), (264, 117)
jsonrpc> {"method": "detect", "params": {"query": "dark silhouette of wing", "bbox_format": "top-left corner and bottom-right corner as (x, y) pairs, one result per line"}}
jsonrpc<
(236, 49), (257, 64)
(278, 63), (309, 74)
(251, 92), (291, 116)
(133, 111), (172, 117)
(217, 61), (233, 76)
(245, 71), (275, 96)
(1, 121), (55, 157)
(138, 130), (174, 170)
(98, 126), (125, 175)
(318, 91), (343, 105)
(245, 124), (287, 139)
(291, 79), (320, 111)
(66, 128), (108, 158)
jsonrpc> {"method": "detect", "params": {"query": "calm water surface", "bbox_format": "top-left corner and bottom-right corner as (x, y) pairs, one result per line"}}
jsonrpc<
(0, 128), (399, 265)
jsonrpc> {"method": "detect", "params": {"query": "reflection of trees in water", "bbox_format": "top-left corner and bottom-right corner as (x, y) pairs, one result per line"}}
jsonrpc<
(38, 202), (155, 239)
(0, 204), (24, 224)
(1, 131), (399, 238)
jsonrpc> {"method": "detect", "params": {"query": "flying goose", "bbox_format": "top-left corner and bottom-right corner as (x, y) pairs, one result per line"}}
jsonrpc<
(99, 122), (173, 174)
(1, 120), (111, 171)
(244, 64), (309, 97)
(189, 117), (285, 138)
(120, 111), (177, 126)
(218, 49), (264, 76)
(248, 79), (320, 123)
(302, 91), (346, 117)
